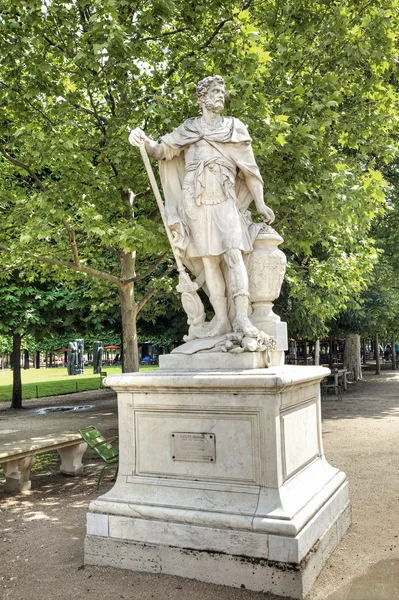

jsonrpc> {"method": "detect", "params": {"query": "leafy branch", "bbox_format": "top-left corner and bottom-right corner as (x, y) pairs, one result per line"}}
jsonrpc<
(62, 217), (80, 267)
(166, 0), (253, 78)
(0, 148), (44, 188)
(121, 252), (167, 284)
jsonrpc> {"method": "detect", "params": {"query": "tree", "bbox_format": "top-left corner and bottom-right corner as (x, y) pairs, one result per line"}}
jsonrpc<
(0, 267), (117, 407)
(327, 175), (399, 378)
(1, 0), (398, 365)
(0, 273), (74, 407)
(0, 0), (252, 371)
(331, 160), (399, 378)
(244, 0), (398, 338)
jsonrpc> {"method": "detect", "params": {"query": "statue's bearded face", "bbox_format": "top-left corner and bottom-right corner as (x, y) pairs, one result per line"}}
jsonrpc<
(204, 82), (225, 113)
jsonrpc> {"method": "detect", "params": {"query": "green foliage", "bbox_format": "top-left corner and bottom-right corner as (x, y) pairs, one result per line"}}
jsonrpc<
(0, 334), (12, 353)
(0, 0), (398, 342)
(0, 269), (102, 337)
(239, 0), (399, 337)
(31, 453), (58, 474)
(0, 263), (124, 362)
(332, 186), (399, 339)
(0, 0), (241, 267)
(0, 273), (72, 337)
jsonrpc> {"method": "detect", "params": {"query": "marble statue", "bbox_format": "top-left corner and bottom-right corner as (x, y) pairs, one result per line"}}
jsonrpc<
(67, 339), (84, 375)
(129, 76), (285, 358)
(76, 339), (84, 375)
(93, 341), (103, 375)
(67, 341), (77, 376)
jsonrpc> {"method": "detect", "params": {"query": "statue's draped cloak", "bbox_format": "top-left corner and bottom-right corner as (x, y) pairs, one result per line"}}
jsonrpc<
(158, 116), (263, 283)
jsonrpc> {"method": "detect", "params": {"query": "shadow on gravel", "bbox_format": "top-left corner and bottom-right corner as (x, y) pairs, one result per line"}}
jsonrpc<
(1, 461), (292, 600)
(321, 372), (399, 422)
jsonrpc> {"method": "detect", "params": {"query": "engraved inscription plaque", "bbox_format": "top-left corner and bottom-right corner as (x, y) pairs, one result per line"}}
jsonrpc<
(171, 432), (216, 462)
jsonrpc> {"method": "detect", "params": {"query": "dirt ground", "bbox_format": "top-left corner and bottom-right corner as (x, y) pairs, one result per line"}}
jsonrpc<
(0, 371), (398, 600)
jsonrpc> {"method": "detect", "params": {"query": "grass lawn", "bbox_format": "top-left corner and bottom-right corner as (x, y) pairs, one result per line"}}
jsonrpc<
(0, 364), (159, 403)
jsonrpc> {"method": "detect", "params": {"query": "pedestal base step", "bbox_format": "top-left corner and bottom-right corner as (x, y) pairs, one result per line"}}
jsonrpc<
(85, 501), (351, 599)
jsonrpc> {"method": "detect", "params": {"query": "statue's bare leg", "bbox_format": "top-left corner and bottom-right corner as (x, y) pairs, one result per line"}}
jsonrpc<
(224, 249), (259, 338)
(202, 255), (232, 336)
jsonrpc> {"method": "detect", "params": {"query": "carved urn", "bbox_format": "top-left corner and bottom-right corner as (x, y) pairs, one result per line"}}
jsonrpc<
(247, 225), (287, 338)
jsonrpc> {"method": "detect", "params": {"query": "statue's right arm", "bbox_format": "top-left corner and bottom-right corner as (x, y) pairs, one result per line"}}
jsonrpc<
(128, 127), (165, 159)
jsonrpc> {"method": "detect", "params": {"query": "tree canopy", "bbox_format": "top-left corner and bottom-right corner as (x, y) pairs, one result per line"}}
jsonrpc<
(0, 269), (96, 406)
(0, 0), (398, 355)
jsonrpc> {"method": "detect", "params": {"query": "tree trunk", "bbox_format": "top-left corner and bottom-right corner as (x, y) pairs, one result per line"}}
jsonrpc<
(292, 340), (297, 363)
(11, 333), (23, 409)
(35, 350), (40, 369)
(23, 349), (29, 370)
(315, 339), (320, 366)
(344, 333), (362, 381)
(119, 251), (139, 373)
(303, 339), (308, 365)
(329, 338), (334, 368)
(375, 333), (381, 375)
(392, 339), (396, 370)
(362, 338), (367, 364)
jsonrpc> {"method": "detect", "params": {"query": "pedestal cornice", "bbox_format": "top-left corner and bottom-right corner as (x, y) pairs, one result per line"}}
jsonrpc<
(104, 365), (330, 394)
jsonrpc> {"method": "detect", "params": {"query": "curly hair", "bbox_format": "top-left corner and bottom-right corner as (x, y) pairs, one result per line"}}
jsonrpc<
(196, 76), (225, 106)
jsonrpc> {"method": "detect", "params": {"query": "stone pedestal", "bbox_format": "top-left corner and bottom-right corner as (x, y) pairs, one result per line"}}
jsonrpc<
(160, 349), (278, 370)
(85, 365), (350, 599)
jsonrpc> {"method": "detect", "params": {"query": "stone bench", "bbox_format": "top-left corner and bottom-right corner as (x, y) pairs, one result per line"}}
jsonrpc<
(0, 433), (88, 493)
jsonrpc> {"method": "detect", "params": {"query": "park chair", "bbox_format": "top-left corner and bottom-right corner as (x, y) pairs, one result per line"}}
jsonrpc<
(78, 425), (119, 488)
(321, 380), (342, 402)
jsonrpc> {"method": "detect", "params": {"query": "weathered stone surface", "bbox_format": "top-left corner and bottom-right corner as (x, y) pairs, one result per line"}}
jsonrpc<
(86, 366), (350, 598)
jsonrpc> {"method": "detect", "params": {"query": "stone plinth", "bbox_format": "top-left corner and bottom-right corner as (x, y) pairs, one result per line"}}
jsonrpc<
(85, 366), (350, 599)
(160, 349), (282, 370)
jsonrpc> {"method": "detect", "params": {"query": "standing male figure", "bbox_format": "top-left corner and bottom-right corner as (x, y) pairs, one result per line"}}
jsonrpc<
(129, 76), (275, 339)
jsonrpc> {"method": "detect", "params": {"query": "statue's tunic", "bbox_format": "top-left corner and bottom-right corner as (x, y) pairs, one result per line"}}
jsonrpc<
(158, 117), (263, 260)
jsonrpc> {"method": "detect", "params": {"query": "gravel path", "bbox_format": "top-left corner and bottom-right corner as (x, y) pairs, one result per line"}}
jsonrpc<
(1, 372), (398, 600)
